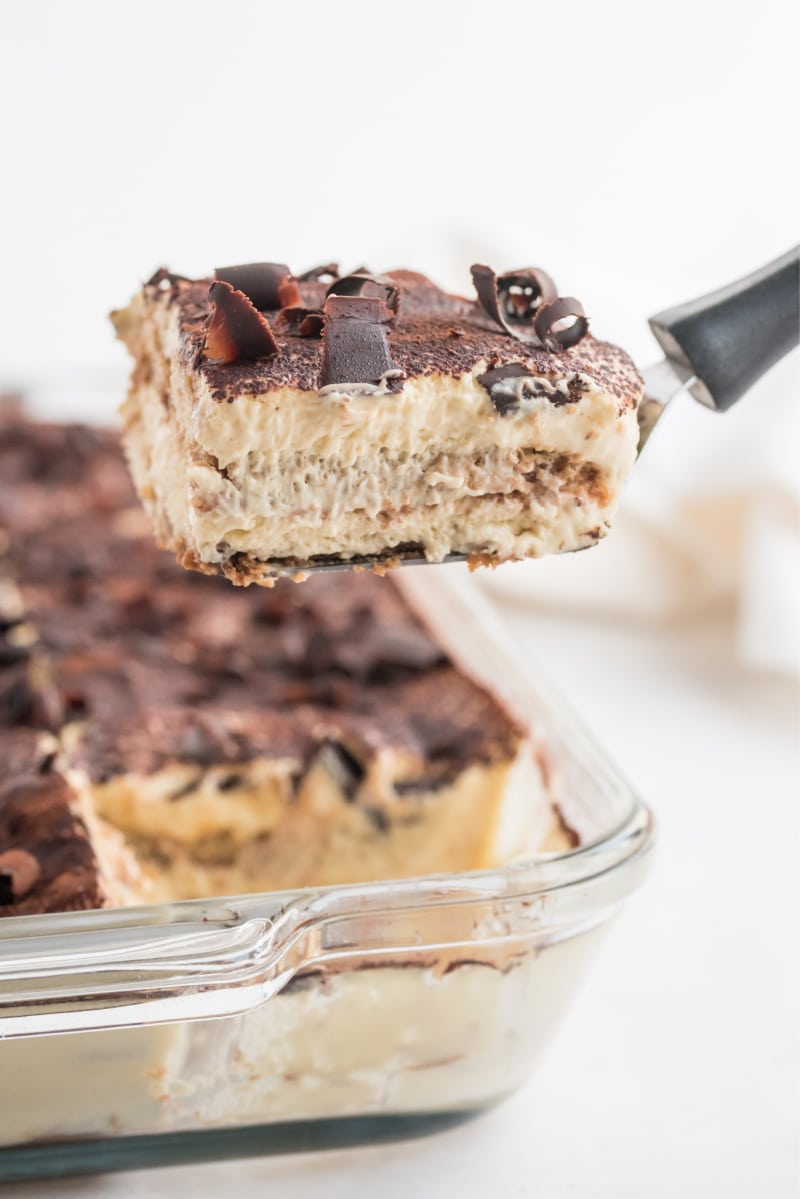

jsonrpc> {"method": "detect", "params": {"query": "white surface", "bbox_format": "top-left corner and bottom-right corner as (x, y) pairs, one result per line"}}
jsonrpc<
(2, 0), (799, 1195)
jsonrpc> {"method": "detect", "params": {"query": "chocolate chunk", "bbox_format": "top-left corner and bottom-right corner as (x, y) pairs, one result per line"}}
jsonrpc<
(477, 362), (534, 415)
(0, 848), (41, 903)
(297, 262), (340, 283)
(477, 362), (587, 414)
(362, 627), (445, 679)
(205, 281), (279, 363)
(326, 273), (400, 314)
(471, 264), (557, 343)
(309, 739), (365, 800)
(479, 359), (566, 417)
(274, 307), (325, 338)
(319, 296), (399, 392)
(534, 297), (589, 351)
(328, 625), (445, 682)
(214, 263), (300, 311)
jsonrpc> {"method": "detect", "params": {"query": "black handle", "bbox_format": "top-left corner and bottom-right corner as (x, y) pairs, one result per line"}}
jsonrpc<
(648, 247), (799, 412)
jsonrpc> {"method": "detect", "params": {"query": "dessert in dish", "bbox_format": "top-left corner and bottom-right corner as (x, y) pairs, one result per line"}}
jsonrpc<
(0, 414), (655, 1165)
(112, 261), (643, 585)
(0, 412), (569, 916)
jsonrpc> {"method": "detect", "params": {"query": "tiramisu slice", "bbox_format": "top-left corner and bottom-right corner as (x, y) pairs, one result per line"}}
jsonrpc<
(0, 416), (558, 911)
(112, 262), (643, 585)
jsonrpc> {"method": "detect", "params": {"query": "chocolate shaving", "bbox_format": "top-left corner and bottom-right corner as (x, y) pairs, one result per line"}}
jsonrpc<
(471, 264), (565, 345)
(0, 848), (41, 903)
(214, 263), (300, 311)
(297, 262), (340, 283)
(319, 296), (398, 391)
(205, 281), (279, 363)
(274, 307), (325, 338)
(533, 297), (589, 351)
(327, 272), (400, 315)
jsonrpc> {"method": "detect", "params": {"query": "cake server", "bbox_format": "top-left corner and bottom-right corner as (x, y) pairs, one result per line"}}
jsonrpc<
(637, 245), (799, 450)
(291, 246), (799, 574)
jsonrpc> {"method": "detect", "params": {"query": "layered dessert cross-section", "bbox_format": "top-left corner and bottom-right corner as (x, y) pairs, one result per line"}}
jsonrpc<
(0, 411), (566, 916)
(112, 261), (643, 585)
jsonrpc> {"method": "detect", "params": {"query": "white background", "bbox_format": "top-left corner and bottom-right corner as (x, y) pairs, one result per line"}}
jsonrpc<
(1, 1), (798, 1196)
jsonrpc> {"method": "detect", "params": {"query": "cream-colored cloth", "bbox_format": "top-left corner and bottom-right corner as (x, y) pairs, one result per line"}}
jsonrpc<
(481, 354), (800, 678)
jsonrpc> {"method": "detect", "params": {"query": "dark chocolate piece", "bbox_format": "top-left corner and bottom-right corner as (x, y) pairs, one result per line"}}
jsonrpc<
(312, 740), (365, 800)
(477, 362), (588, 415)
(352, 626), (445, 682)
(534, 297), (589, 351)
(471, 264), (558, 344)
(205, 281), (279, 363)
(327, 273), (400, 314)
(0, 848), (41, 903)
(297, 263), (340, 283)
(477, 362), (535, 416)
(274, 307), (325, 338)
(319, 295), (398, 391)
(214, 263), (300, 311)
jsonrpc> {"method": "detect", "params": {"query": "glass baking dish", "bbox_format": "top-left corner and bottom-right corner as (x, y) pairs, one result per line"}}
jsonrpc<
(0, 565), (654, 1182)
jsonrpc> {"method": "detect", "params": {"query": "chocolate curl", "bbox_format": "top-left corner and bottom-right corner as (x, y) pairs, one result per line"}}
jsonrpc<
(319, 296), (398, 391)
(214, 263), (300, 310)
(500, 267), (557, 320)
(297, 262), (340, 283)
(326, 272), (400, 314)
(274, 307), (325, 338)
(471, 264), (563, 344)
(534, 297), (589, 351)
(205, 281), (279, 363)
